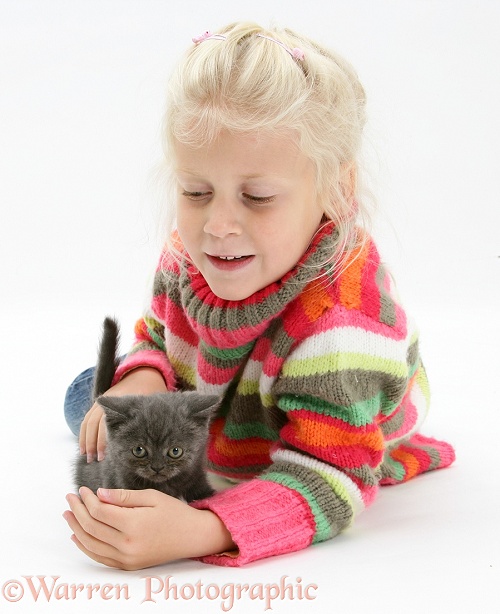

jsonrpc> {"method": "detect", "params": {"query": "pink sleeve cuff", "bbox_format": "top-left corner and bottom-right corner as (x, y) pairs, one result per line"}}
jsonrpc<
(190, 479), (316, 566)
(112, 350), (177, 390)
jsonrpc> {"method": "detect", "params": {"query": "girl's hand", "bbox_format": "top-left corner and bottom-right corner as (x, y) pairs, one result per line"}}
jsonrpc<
(79, 367), (168, 463)
(79, 403), (105, 463)
(63, 487), (235, 570)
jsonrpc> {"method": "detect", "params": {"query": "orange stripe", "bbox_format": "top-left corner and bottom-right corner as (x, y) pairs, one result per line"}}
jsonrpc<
(339, 242), (369, 310)
(300, 281), (334, 321)
(210, 419), (272, 458)
(134, 319), (147, 335)
(291, 417), (385, 451)
(390, 449), (421, 481)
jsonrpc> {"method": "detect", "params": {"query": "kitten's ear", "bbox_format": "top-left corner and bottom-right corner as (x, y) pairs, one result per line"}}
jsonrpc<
(184, 393), (220, 421)
(96, 395), (132, 429)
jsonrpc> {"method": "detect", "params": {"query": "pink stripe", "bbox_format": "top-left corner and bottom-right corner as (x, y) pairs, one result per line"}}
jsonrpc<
(113, 350), (177, 390)
(185, 316), (271, 349)
(158, 295), (198, 346)
(197, 352), (242, 385)
(321, 303), (408, 340)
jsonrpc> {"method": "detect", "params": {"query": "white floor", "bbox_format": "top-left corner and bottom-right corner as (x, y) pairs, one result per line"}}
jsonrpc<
(1, 2), (499, 612)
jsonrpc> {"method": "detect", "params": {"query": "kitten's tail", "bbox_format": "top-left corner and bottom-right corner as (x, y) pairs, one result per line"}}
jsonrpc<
(92, 317), (120, 400)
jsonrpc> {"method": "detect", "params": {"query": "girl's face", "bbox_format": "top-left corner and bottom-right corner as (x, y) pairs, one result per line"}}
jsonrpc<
(174, 130), (324, 301)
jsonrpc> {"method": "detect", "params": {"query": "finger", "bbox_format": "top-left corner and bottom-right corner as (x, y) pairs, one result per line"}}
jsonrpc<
(63, 506), (123, 564)
(65, 491), (140, 567)
(78, 412), (89, 454)
(96, 487), (162, 508)
(78, 486), (141, 531)
(84, 406), (103, 462)
(66, 491), (123, 545)
(69, 532), (125, 570)
(63, 508), (121, 558)
(68, 489), (155, 571)
(96, 415), (107, 461)
(64, 496), (120, 545)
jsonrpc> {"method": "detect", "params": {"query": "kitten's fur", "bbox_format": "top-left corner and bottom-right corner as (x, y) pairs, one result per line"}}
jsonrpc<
(74, 317), (218, 502)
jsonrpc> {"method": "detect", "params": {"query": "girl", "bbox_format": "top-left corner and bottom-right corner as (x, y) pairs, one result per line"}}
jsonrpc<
(63, 21), (455, 570)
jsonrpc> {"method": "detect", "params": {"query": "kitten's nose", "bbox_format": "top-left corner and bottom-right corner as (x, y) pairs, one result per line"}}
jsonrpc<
(151, 465), (164, 473)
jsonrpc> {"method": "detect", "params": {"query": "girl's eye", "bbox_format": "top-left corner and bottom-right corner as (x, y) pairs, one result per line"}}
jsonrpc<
(182, 190), (210, 201)
(132, 446), (147, 458)
(167, 446), (183, 459)
(243, 193), (275, 204)
(182, 190), (274, 204)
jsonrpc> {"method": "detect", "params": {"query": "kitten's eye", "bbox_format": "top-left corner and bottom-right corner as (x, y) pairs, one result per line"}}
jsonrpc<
(132, 446), (147, 458)
(167, 446), (183, 459)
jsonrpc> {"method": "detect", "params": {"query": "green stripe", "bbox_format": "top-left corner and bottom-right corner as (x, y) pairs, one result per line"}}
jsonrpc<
(282, 352), (408, 378)
(169, 356), (196, 386)
(278, 393), (397, 424)
(223, 421), (279, 441)
(380, 454), (405, 481)
(129, 341), (162, 355)
(415, 365), (430, 406)
(313, 469), (354, 508)
(260, 472), (331, 542)
(238, 378), (260, 396)
(201, 340), (255, 361)
(143, 317), (166, 352)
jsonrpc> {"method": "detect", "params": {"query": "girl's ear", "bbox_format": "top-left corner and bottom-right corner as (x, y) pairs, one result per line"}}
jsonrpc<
(340, 162), (357, 204)
(96, 396), (131, 429)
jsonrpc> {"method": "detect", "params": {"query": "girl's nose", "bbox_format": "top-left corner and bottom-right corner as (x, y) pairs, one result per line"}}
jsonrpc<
(203, 197), (243, 237)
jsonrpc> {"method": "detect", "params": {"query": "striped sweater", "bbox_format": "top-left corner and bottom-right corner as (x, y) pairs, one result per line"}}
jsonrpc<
(114, 223), (455, 566)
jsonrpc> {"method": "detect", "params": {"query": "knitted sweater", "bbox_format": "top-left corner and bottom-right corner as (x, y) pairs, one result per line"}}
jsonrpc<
(114, 223), (455, 566)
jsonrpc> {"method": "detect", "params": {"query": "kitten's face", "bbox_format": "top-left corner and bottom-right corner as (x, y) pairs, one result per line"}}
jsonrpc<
(98, 392), (218, 486)
(111, 415), (199, 484)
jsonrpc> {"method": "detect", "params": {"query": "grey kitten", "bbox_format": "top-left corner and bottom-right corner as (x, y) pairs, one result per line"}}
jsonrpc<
(74, 317), (219, 502)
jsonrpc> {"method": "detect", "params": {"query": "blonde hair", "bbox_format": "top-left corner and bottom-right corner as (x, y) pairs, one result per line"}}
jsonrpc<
(160, 21), (369, 278)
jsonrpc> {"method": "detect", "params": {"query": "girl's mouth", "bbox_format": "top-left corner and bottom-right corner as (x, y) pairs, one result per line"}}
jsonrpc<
(206, 254), (254, 270)
(217, 256), (246, 261)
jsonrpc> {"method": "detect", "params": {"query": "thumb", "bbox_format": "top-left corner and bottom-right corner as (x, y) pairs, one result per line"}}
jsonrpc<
(97, 487), (160, 507)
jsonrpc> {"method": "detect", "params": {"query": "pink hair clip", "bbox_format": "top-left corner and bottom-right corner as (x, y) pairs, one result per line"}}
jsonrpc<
(256, 34), (305, 61)
(192, 31), (227, 44)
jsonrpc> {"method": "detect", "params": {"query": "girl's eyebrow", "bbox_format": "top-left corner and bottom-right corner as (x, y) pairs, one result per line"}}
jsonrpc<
(240, 173), (269, 180)
(175, 168), (286, 185)
(175, 168), (204, 176)
(176, 169), (264, 178)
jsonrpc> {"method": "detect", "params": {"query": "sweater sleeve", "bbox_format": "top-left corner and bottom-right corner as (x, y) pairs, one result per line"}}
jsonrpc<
(189, 314), (411, 565)
(190, 320), (449, 566)
(190, 256), (454, 566)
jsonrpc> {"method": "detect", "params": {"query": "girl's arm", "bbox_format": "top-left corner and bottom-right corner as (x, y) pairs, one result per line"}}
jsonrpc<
(64, 487), (235, 570)
(187, 250), (455, 567)
(188, 338), (453, 567)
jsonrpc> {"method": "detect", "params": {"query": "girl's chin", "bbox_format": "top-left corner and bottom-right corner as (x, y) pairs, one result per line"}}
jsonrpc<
(207, 285), (255, 301)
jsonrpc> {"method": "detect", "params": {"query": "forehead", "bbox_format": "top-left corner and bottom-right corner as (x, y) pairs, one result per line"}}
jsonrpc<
(173, 130), (313, 182)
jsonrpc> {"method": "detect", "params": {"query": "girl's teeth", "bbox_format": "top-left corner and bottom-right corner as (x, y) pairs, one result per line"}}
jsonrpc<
(219, 256), (244, 260)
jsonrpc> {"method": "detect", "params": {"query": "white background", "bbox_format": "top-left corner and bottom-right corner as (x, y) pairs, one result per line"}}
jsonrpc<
(1, 1), (499, 612)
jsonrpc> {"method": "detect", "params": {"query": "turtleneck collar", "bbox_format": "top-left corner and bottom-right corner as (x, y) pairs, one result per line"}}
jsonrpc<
(177, 222), (338, 349)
